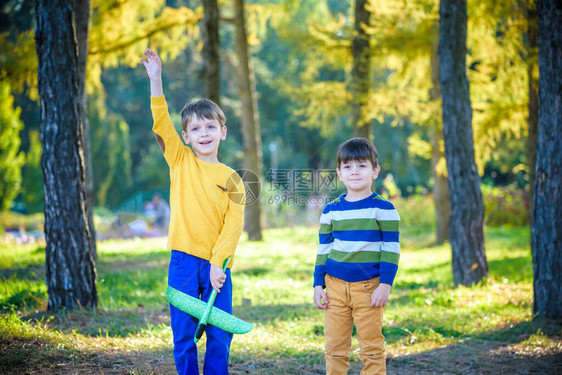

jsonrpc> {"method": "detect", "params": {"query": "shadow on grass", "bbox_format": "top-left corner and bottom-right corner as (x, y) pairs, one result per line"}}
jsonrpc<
(234, 302), (317, 325)
(19, 308), (170, 339)
(0, 264), (45, 281)
(487, 256), (532, 282)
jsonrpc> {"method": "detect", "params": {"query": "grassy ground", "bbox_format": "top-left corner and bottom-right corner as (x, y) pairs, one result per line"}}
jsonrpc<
(0, 226), (561, 374)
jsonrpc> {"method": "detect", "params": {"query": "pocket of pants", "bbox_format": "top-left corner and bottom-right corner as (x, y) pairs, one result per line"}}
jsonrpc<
(169, 250), (181, 266)
(363, 277), (380, 293)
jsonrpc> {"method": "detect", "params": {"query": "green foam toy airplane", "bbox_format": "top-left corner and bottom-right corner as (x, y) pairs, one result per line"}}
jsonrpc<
(166, 258), (253, 341)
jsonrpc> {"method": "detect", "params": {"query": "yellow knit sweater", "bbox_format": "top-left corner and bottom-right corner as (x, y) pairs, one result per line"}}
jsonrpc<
(151, 96), (245, 268)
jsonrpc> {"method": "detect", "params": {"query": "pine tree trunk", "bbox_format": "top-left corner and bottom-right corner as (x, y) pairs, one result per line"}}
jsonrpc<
(72, 0), (97, 260)
(430, 21), (450, 244)
(532, 0), (562, 319)
(35, 0), (97, 311)
(430, 128), (450, 244)
(526, 0), (538, 223)
(234, 0), (263, 241)
(202, 0), (221, 105)
(351, 0), (371, 140)
(438, 0), (488, 285)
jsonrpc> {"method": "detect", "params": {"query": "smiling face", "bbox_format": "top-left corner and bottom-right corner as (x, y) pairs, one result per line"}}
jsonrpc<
(182, 114), (227, 162)
(337, 159), (380, 194)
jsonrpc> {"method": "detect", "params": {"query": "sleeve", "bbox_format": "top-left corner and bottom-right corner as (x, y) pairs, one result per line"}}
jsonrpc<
(314, 205), (333, 287)
(151, 96), (189, 168)
(377, 203), (400, 285)
(209, 175), (246, 268)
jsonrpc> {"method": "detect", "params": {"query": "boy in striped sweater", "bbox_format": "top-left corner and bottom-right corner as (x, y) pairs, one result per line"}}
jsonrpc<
(313, 138), (400, 375)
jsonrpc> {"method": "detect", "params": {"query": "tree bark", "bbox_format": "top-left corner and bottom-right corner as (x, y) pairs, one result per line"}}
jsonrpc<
(35, 0), (97, 311)
(438, 0), (488, 285)
(430, 20), (450, 244)
(234, 0), (263, 241)
(532, 0), (562, 319)
(72, 0), (97, 260)
(526, 0), (538, 223)
(202, 0), (221, 105)
(351, 0), (371, 140)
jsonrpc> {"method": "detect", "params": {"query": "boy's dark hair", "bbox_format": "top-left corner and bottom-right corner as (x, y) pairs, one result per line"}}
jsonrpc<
(181, 98), (226, 132)
(337, 137), (379, 168)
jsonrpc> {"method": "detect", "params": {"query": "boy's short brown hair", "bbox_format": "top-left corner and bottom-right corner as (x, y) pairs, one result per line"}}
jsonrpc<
(337, 137), (379, 168)
(180, 98), (226, 132)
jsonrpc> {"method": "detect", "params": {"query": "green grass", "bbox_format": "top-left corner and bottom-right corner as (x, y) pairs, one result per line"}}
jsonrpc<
(0, 226), (560, 374)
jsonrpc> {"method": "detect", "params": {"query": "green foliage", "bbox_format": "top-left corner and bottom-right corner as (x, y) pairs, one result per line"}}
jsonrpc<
(0, 30), (37, 98)
(482, 185), (530, 227)
(89, 95), (133, 208)
(20, 131), (44, 213)
(88, 0), (201, 90)
(0, 82), (25, 211)
(392, 194), (436, 230)
(0, 0), (538, 216)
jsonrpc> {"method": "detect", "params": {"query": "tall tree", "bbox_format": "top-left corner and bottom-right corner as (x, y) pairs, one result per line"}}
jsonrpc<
(532, 0), (561, 319)
(234, 0), (263, 241)
(526, 0), (538, 220)
(351, 0), (371, 139)
(429, 22), (450, 244)
(35, 0), (97, 310)
(73, 0), (97, 259)
(438, 0), (487, 285)
(202, 0), (221, 105)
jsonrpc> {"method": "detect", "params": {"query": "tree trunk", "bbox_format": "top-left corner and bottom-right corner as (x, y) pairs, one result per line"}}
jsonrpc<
(438, 0), (488, 286)
(532, 0), (562, 319)
(202, 0), (221, 105)
(35, 0), (97, 311)
(351, 0), (371, 140)
(234, 0), (263, 241)
(526, 0), (538, 223)
(72, 0), (97, 260)
(430, 20), (450, 244)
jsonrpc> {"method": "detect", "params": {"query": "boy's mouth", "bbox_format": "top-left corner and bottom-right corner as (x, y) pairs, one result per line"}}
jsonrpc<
(199, 140), (212, 145)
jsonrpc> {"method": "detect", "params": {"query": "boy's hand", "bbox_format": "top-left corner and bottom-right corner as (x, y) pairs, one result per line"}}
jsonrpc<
(141, 48), (162, 79)
(210, 264), (227, 293)
(141, 48), (164, 97)
(314, 285), (328, 309)
(371, 283), (391, 308)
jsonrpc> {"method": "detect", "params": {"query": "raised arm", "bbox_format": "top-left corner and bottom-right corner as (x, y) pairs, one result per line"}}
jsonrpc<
(141, 48), (185, 164)
(141, 48), (164, 97)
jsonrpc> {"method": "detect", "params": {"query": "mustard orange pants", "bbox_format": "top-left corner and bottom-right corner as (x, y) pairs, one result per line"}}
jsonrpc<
(324, 274), (386, 375)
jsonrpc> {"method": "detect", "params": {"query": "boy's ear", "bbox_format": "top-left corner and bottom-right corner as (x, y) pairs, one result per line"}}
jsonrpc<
(336, 167), (343, 182)
(373, 165), (381, 180)
(220, 125), (227, 141)
(182, 130), (190, 144)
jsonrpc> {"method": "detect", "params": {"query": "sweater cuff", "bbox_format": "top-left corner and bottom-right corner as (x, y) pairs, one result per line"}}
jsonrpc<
(150, 96), (167, 107)
(313, 266), (326, 288)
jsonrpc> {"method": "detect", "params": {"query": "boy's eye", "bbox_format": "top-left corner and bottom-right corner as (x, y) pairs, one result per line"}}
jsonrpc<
(343, 165), (350, 169)
(192, 127), (199, 131)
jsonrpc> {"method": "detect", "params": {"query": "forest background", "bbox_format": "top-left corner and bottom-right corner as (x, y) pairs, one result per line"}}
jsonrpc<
(1, 0), (532, 225)
(0, 0), (561, 373)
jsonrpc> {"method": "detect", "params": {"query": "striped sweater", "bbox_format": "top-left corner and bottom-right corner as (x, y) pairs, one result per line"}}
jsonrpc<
(314, 192), (400, 287)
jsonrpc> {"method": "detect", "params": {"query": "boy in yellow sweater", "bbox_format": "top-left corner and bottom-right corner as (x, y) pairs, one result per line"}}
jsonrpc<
(141, 48), (245, 375)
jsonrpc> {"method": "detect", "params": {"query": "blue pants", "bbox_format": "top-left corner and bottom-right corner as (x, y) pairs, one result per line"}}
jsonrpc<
(168, 251), (233, 375)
